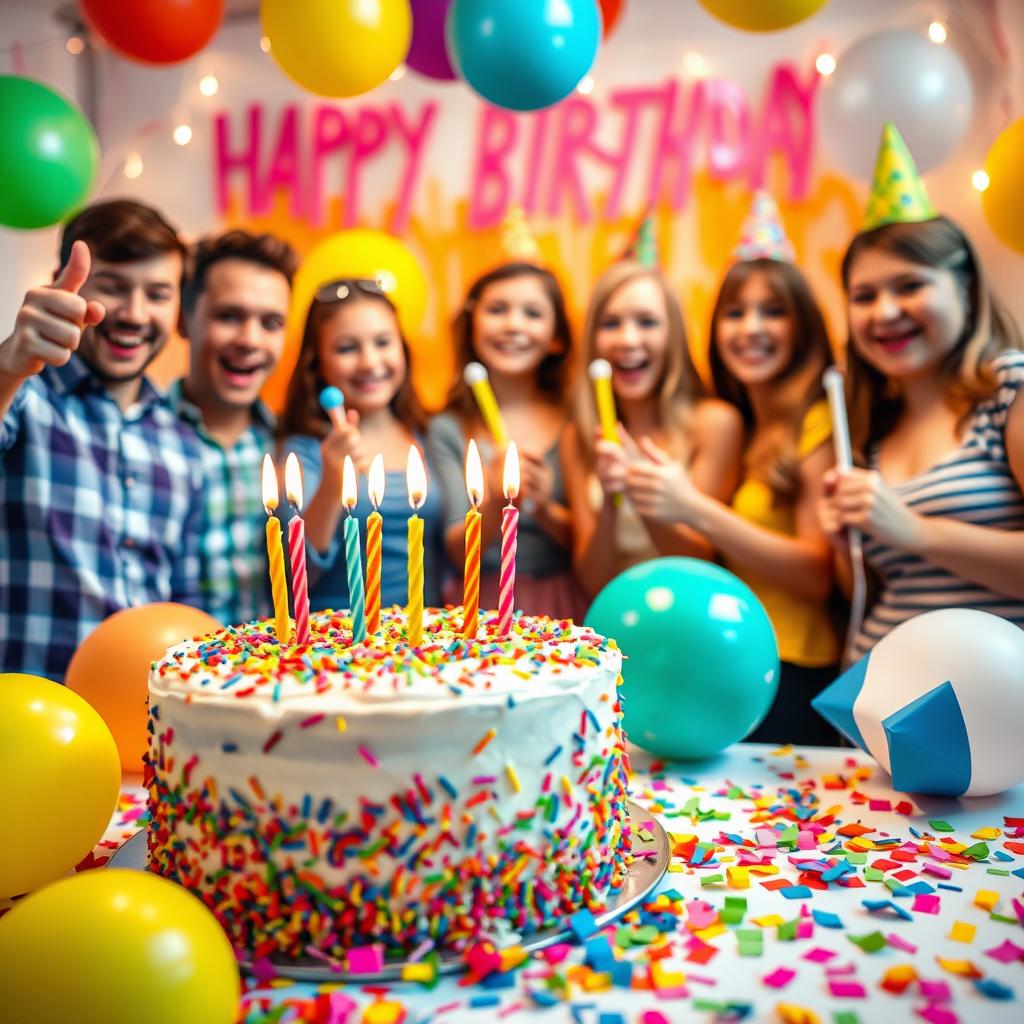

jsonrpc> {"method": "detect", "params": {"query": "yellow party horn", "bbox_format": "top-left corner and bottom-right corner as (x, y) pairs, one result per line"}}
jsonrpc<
(464, 362), (508, 448)
(589, 358), (622, 506)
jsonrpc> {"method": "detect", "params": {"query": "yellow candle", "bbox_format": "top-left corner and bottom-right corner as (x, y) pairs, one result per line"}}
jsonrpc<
(261, 454), (291, 643)
(464, 362), (509, 448)
(406, 445), (427, 648)
(367, 454), (385, 634)
(589, 358), (622, 507)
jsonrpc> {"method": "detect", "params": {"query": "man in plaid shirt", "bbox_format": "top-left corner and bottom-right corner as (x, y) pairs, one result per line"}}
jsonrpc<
(0, 200), (203, 681)
(172, 230), (297, 625)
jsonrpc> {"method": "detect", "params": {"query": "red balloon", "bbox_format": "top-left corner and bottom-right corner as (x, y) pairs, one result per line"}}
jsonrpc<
(599, 0), (625, 37)
(79, 0), (225, 65)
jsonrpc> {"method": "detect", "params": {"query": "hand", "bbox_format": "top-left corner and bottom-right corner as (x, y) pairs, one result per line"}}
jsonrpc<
(519, 451), (554, 515)
(0, 241), (105, 381)
(593, 429), (628, 499)
(825, 466), (924, 551)
(817, 468), (850, 553)
(625, 436), (702, 523)
(320, 408), (367, 480)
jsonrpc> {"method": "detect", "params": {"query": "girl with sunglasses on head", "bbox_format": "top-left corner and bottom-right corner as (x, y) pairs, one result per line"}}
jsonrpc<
(426, 253), (587, 621)
(279, 278), (444, 613)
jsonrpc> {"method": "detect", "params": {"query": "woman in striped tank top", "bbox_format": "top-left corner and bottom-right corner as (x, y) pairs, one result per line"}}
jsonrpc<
(819, 215), (1024, 658)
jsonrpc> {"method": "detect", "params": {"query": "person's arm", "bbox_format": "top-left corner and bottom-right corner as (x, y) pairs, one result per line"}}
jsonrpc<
(171, 464), (204, 611)
(561, 423), (626, 597)
(520, 451), (572, 548)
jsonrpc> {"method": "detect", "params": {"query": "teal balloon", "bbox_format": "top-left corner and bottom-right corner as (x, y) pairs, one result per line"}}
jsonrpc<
(447, 0), (601, 112)
(587, 558), (779, 759)
(0, 76), (98, 230)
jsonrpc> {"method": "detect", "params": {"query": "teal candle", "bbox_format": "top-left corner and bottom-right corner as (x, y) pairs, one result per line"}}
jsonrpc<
(342, 455), (366, 643)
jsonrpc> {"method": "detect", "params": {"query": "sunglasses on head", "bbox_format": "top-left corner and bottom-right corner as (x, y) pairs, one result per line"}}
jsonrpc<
(314, 276), (394, 304)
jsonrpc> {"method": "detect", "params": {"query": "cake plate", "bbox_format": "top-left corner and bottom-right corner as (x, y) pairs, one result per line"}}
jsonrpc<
(108, 800), (668, 982)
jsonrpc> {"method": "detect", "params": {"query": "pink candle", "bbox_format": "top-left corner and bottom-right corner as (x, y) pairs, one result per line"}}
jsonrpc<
(497, 442), (520, 638)
(284, 452), (310, 646)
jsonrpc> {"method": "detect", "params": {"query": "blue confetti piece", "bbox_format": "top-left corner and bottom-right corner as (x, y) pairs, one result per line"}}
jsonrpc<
(570, 907), (598, 941)
(812, 909), (844, 928)
(780, 885), (813, 900)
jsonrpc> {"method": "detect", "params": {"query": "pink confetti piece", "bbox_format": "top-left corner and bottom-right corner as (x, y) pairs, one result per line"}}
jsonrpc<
(916, 1006), (959, 1024)
(869, 799), (892, 811)
(985, 939), (1024, 964)
(829, 980), (867, 998)
(641, 1014), (672, 1024)
(763, 967), (796, 988)
(804, 947), (837, 963)
(825, 961), (859, 976)
(912, 893), (941, 914)
(887, 933), (918, 954)
(919, 980), (952, 1002)
(346, 945), (384, 973)
(923, 863), (952, 879)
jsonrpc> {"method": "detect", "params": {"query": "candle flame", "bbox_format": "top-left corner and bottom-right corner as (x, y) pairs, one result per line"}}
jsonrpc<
(503, 441), (520, 501)
(342, 455), (358, 510)
(285, 451), (304, 509)
(407, 444), (427, 511)
(261, 453), (279, 513)
(465, 439), (484, 506)
(368, 454), (385, 509)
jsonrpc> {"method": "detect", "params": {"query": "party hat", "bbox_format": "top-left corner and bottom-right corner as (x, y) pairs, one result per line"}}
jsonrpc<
(626, 210), (659, 268)
(500, 205), (541, 262)
(863, 121), (937, 231)
(732, 190), (795, 262)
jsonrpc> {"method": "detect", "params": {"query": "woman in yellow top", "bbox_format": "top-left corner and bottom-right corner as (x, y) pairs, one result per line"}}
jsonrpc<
(624, 193), (840, 745)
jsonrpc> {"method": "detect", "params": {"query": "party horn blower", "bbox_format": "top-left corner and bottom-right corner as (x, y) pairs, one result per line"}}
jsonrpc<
(589, 359), (622, 506)
(320, 386), (347, 429)
(464, 362), (508, 448)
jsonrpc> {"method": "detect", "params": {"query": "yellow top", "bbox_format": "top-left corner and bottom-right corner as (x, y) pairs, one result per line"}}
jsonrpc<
(725, 400), (840, 668)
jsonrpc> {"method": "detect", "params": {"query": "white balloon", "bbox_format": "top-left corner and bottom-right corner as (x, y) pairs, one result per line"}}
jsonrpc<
(818, 30), (973, 179)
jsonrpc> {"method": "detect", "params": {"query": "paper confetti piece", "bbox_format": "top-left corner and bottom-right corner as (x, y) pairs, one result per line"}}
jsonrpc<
(762, 967), (796, 989)
(828, 980), (867, 998)
(948, 921), (976, 943)
(984, 939), (1024, 964)
(847, 931), (887, 953)
(912, 893), (940, 914)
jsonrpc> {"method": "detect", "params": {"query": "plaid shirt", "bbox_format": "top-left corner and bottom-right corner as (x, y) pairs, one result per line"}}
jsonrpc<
(0, 357), (203, 682)
(167, 380), (274, 627)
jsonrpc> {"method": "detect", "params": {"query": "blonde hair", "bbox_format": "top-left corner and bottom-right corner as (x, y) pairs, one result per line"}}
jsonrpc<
(710, 259), (832, 503)
(842, 216), (1021, 458)
(574, 261), (704, 466)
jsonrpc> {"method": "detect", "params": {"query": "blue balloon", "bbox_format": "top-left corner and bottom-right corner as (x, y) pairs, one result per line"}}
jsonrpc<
(587, 558), (779, 760)
(447, 0), (601, 112)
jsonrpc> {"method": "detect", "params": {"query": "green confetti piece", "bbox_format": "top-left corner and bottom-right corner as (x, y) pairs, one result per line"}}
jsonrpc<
(865, 867), (884, 882)
(700, 873), (725, 887)
(929, 820), (955, 833)
(848, 930), (887, 953)
(721, 896), (748, 925)
(962, 842), (990, 861)
(990, 911), (1018, 925)
(834, 1012), (861, 1024)
(737, 928), (763, 956)
(777, 918), (799, 941)
(846, 851), (867, 865)
(615, 927), (634, 948)
(987, 868), (1010, 877)
(633, 925), (659, 944)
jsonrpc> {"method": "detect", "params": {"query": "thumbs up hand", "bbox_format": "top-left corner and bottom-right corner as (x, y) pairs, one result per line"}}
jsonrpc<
(0, 240), (106, 381)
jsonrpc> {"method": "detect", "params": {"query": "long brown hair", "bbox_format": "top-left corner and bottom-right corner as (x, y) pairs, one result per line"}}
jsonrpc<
(446, 262), (573, 422)
(842, 216), (1021, 459)
(709, 259), (832, 502)
(278, 289), (427, 440)
(574, 261), (704, 466)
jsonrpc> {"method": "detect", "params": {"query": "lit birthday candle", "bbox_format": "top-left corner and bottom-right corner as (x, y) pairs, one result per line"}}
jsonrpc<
(406, 445), (427, 648)
(342, 454), (366, 643)
(497, 441), (520, 638)
(366, 454), (385, 635)
(462, 439), (484, 639)
(261, 453), (291, 643)
(464, 361), (508, 448)
(284, 452), (311, 646)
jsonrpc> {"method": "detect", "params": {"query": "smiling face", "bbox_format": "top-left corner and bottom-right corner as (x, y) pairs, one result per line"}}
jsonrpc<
(316, 297), (406, 415)
(185, 258), (290, 410)
(714, 270), (796, 388)
(847, 247), (967, 383)
(593, 275), (670, 402)
(77, 252), (182, 383)
(471, 274), (559, 381)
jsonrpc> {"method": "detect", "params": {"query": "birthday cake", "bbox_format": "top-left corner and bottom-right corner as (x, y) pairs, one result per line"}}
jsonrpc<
(145, 607), (631, 964)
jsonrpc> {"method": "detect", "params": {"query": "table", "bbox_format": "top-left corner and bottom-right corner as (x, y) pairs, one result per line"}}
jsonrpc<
(92, 744), (1024, 1023)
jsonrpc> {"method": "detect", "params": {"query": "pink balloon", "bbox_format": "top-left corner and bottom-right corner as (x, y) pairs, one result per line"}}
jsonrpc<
(407, 0), (457, 81)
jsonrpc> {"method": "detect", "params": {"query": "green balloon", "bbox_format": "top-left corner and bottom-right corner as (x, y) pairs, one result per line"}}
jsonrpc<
(587, 558), (779, 760)
(0, 76), (98, 230)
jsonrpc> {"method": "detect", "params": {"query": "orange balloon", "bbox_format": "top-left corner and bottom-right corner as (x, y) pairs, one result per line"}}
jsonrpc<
(66, 603), (220, 774)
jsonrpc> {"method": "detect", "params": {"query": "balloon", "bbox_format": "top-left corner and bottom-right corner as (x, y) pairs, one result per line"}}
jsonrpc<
(814, 609), (1024, 797)
(65, 603), (220, 774)
(447, 0), (601, 112)
(0, 76), (98, 230)
(263, 230), (429, 413)
(80, 0), (225, 65)
(981, 117), (1024, 255)
(587, 558), (779, 760)
(0, 870), (240, 1024)
(407, 0), (457, 81)
(0, 675), (119, 900)
(697, 0), (828, 32)
(599, 0), (625, 37)
(818, 30), (973, 179)
(261, 0), (412, 98)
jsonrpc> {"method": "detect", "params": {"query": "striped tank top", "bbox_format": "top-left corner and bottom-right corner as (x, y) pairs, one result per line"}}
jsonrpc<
(854, 350), (1024, 658)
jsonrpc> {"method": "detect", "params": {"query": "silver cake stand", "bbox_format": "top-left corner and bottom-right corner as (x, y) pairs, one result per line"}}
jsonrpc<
(108, 800), (669, 982)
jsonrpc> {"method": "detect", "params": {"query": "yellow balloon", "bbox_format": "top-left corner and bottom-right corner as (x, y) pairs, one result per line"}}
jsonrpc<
(0, 870), (240, 1024)
(697, 0), (828, 31)
(982, 117), (1024, 255)
(263, 228), (429, 412)
(261, 0), (412, 97)
(0, 674), (120, 900)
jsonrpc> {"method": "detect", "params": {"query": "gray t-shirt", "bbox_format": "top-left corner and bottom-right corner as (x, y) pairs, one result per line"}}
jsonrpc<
(425, 411), (573, 578)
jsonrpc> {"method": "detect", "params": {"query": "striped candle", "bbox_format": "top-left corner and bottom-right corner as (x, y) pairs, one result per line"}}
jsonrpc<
(284, 452), (310, 646)
(462, 439), (483, 639)
(341, 455), (366, 643)
(497, 442), (520, 638)
(406, 445), (427, 648)
(261, 453), (291, 643)
(366, 454), (385, 634)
